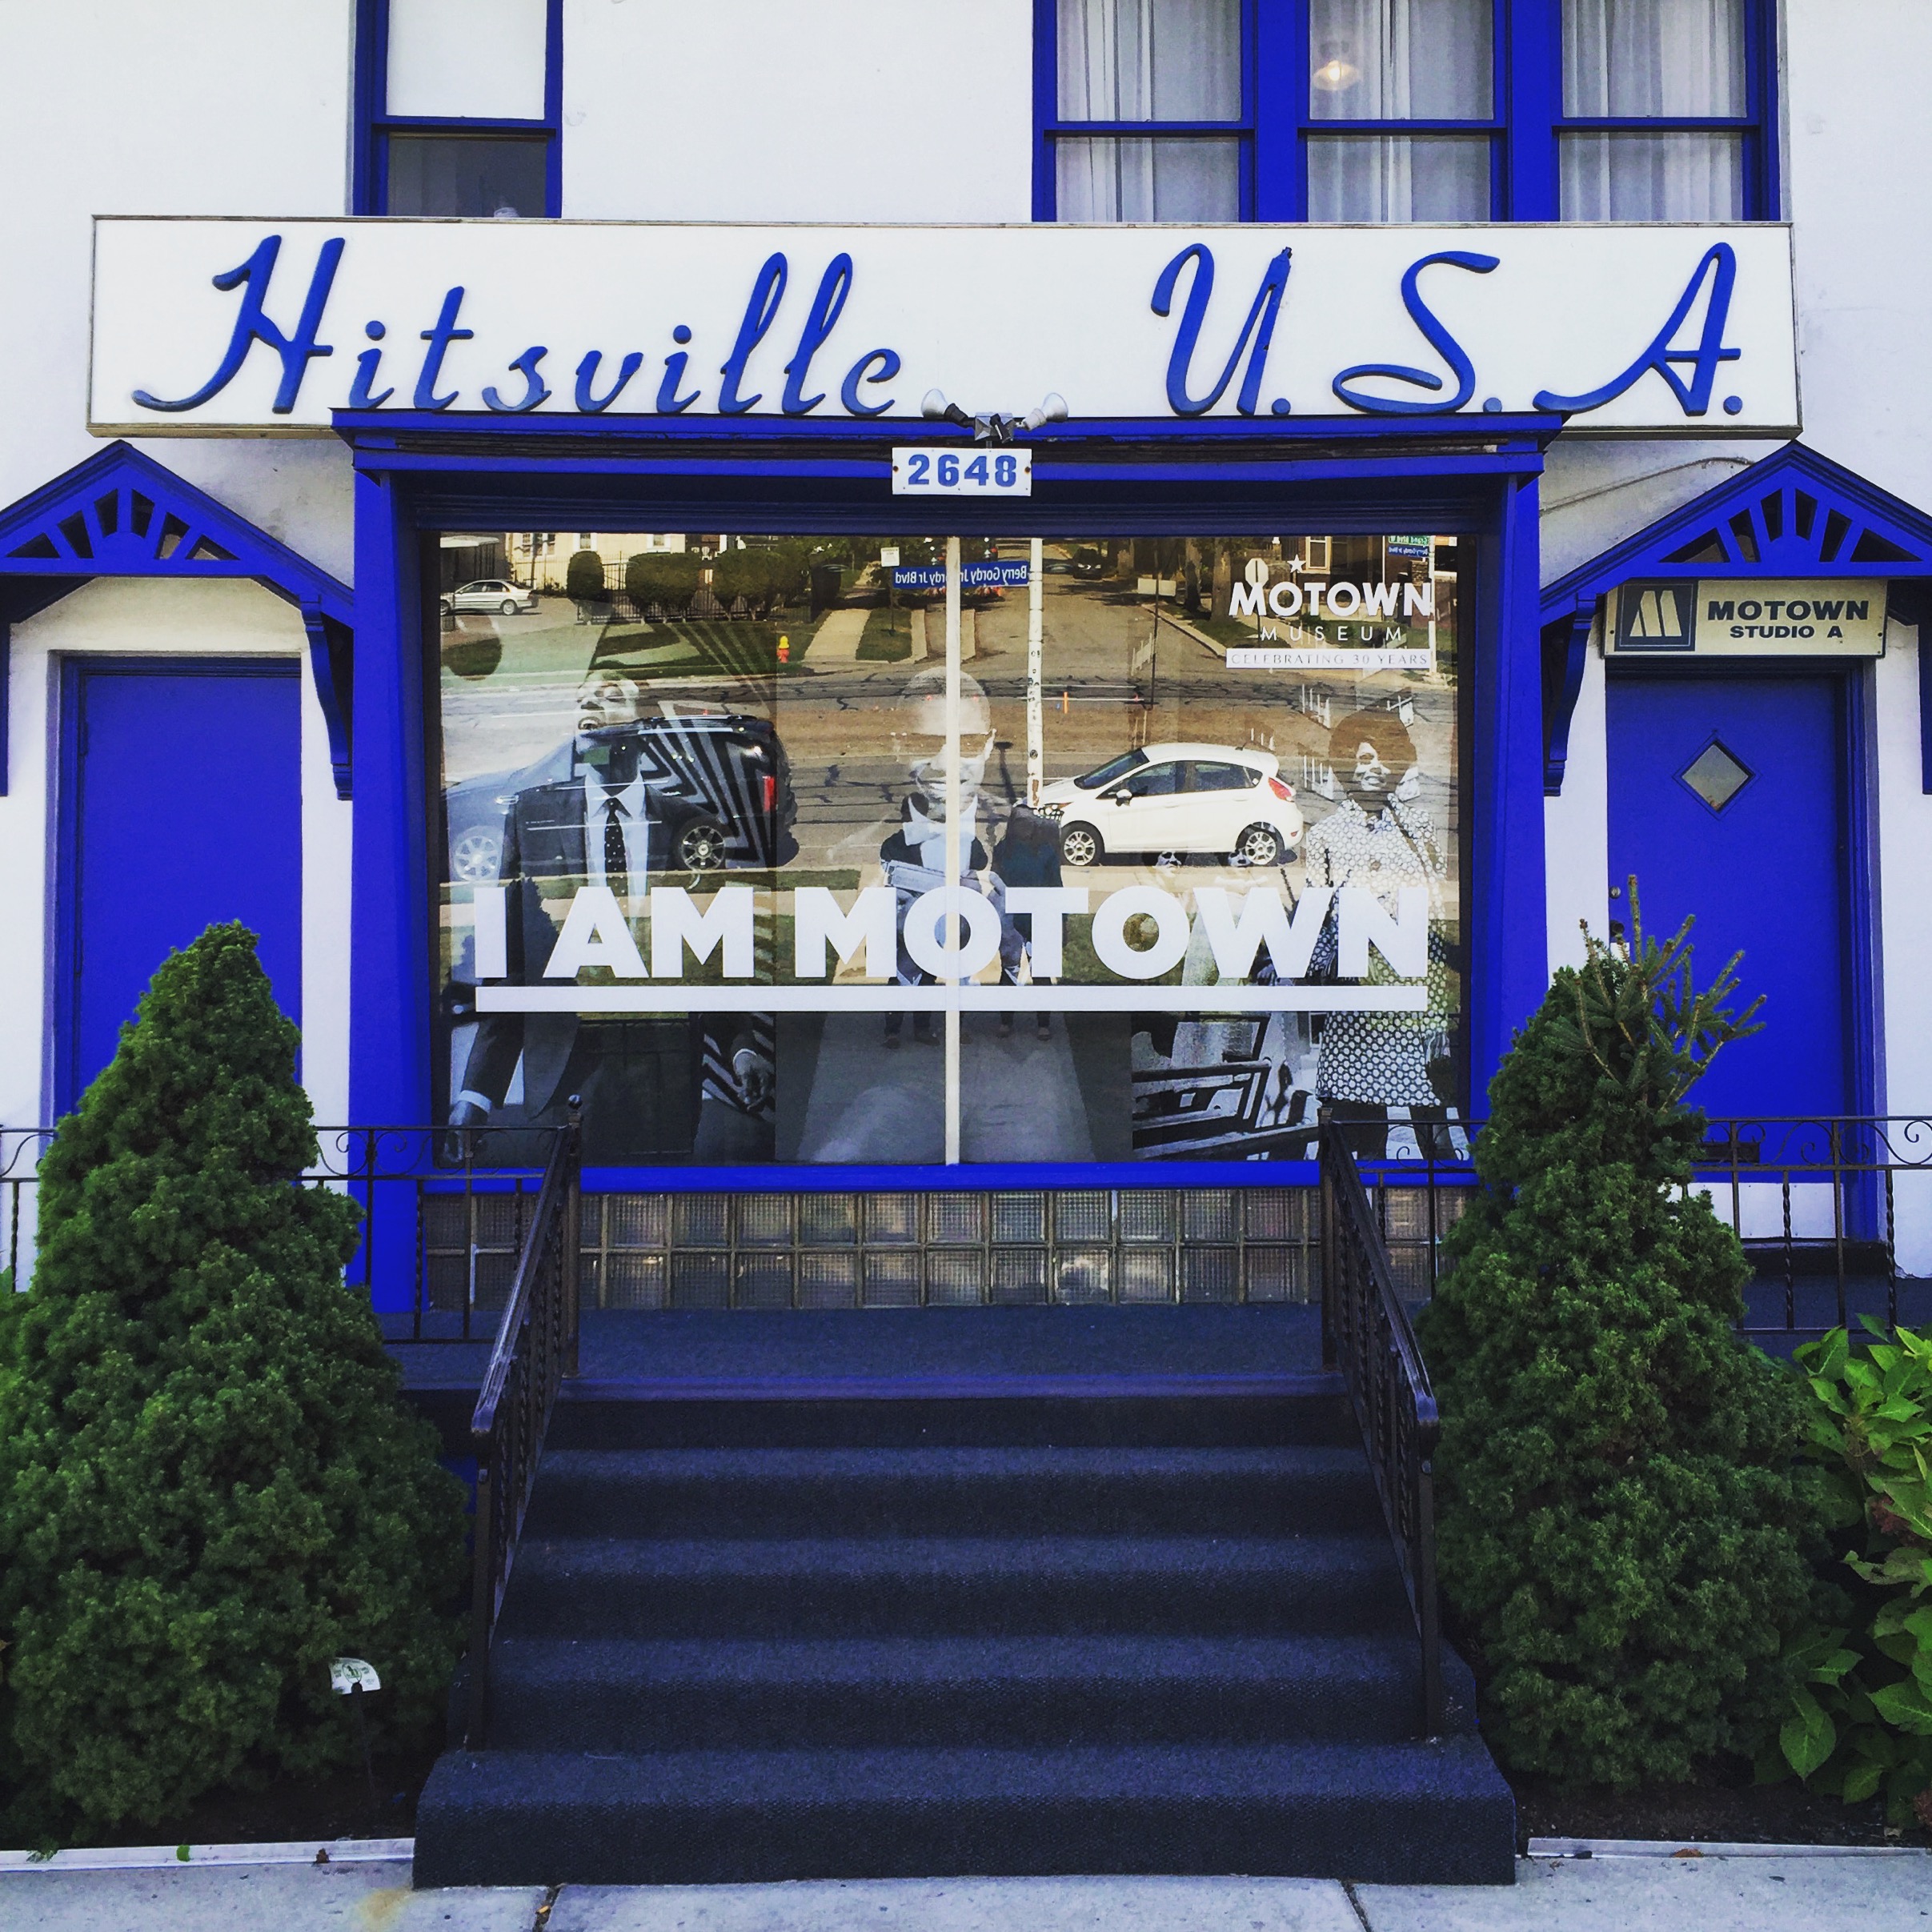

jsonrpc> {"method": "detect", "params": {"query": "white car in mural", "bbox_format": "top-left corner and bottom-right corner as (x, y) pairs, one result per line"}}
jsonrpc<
(442, 579), (539, 616)
(1037, 743), (1304, 868)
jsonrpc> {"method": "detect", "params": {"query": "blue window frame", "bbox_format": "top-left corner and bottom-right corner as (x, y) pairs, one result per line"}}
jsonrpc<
(1035, 0), (1778, 223)
(353, 0), (563, 218)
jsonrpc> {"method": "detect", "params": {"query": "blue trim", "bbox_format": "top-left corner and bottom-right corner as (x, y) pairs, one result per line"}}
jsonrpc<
(1540, 603), (1594, 796)
(0, 443), (356, 796)
(334, 409), (1567, 444)
(581, 1161), (1320, 1193)
(1541, 441), (1932, 803)
(354, 0), (563, 218)
(349, 430), (1549, 1168)
(1541, 443), (1932, 624)
(1469, 470), (1549, 1094)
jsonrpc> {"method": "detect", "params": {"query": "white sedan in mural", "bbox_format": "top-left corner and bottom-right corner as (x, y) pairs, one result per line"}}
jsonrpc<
(442, 579), (539, 616)
(1037, 743), (1305, 868)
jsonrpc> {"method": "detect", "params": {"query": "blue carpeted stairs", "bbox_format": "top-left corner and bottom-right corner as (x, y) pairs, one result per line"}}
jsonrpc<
(415, 1321), (1513, 1888)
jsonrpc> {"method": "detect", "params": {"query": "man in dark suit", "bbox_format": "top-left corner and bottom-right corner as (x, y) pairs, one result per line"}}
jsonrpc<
(450, 730), (698, 1163)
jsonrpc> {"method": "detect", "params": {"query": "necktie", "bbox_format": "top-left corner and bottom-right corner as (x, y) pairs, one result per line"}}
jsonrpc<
(604, 798), (628, 899)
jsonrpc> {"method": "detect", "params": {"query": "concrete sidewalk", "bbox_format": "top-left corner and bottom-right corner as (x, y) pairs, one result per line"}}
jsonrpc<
(4, 1854), (1930, 1932)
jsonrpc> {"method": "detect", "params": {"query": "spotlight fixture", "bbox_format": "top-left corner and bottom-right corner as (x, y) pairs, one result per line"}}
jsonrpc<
(921, 390), (1070, 445)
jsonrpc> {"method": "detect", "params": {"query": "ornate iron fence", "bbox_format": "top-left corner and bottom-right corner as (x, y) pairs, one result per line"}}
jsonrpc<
(1318, 1113), (1444, 1738)
(467, 1114), (582, 1749)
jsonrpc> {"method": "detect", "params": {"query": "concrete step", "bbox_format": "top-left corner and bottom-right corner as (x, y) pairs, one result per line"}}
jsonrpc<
(413, 1738), (1517, 1888)
(522, 1445), (1380, 1540)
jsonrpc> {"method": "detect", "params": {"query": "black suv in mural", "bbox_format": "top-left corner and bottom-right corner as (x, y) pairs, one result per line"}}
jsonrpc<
(446, 710), (798, 882)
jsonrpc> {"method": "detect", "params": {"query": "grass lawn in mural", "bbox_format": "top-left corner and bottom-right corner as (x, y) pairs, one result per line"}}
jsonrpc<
(431, 535), (1465, 1172)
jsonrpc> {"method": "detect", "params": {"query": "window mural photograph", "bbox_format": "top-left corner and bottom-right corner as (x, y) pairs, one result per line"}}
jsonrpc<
(431, 530), (1464, 1166)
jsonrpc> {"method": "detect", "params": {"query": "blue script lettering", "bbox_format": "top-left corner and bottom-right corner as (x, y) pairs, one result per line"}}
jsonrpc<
(133, 234), (342, 415)
(1533, 243), (1739, 416)
(840, 348), (900, 417)
(414, 287), (474, 411)
(1331, 251), (1497, 416)
(1150, 245), (1293, 416)
(483, 345), (551, 413)
(719, 254), (788, 415)
(575, 349), (643, 413)
(782, 254), (853, 415)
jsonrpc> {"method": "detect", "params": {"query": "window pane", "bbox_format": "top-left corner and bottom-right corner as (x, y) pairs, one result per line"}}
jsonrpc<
(1057, 0), (1242, 121)
(433, 533), (1466, 1170)
(387, 0), (548, 120)
(1056, 137), (1241, 221)
(1309, 0), (1493, 120)
(1558, 130), (1742, 218)
(386, 135), (549, 217)
(1306, 135), (1490, 221)
(1561, 0), (1746, 117)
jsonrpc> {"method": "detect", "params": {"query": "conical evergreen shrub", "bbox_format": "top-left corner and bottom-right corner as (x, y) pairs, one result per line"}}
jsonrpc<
(1417, 896), (1832, 1786)
(0, 924), (466, 1834)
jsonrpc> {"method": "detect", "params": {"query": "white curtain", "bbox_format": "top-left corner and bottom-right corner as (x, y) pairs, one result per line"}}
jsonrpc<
(1561, 0), (1746, 116)
(1056, 136), (1241, 221)
(1057, 0), (1242, 121)
(1308, 0), (1493, 122)
(1559, 130), (1742, 219)
(1307, 135), (1489, 222)
(1560, 0), (1745, 217)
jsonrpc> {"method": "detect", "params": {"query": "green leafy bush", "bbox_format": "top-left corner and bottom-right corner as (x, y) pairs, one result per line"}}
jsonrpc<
(625, 549), (698, 613)
(565, 548), (607, 602)
(0, 924), (466, 1836)
(1417, 897), (1832, 1786)
(1773, 1321), (1932, 1823)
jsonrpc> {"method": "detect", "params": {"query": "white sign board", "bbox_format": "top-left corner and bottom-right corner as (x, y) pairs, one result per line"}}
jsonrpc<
(1609, 579), (1886, 655)
(90, 219), (1799, 437)
(891, 447), (1032, 495)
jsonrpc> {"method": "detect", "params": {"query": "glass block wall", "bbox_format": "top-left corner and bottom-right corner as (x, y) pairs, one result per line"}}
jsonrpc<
(420, 1182), (1471, 1317)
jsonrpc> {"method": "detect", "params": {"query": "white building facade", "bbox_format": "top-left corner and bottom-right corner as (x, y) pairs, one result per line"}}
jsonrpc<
(5, 0), (1930, 1287)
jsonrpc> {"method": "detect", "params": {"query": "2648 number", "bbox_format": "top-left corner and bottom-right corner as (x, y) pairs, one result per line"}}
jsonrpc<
(892, 447), (1032, 496)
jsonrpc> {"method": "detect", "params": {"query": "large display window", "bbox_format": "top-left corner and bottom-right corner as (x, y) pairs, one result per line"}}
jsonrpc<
(432, 530), (1465, 1168)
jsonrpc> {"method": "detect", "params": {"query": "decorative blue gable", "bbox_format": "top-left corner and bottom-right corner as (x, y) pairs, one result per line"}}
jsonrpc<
(1538, 442), (1932, 796)
(0, 442), (355, 796)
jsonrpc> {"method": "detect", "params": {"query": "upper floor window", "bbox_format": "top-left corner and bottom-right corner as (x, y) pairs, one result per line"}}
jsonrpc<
(355, 0), (561, 217)
(1052, 0), (1249, 220)
(1305, 0), (1496, 221)
(1034, 0), (1775, 223)
(1557, 0), (1750, 219)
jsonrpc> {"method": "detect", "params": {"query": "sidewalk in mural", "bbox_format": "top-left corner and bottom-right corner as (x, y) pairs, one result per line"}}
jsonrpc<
(6, 1854), (1932, 1932)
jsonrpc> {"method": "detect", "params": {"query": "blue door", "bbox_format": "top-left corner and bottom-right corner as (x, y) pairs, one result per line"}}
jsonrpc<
(59, 659), (303, 1112)
(1605, 672), (1854, 1120)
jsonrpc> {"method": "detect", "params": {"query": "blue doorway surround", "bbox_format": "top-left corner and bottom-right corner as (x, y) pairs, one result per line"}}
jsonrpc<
(1605, 667), (1866, 1121)
(53, 657), (304, 1115)
(335, 409), (1561, 1179)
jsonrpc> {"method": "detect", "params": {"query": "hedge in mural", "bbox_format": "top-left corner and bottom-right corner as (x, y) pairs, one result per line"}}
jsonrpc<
(0, 924), (466, 1834)
(1418, 891), (1834, 1786)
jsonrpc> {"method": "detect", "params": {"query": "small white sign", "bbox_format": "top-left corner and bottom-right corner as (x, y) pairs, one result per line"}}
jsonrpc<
(330, 1657), (382, 1695)
(892, 447), (1032, 496)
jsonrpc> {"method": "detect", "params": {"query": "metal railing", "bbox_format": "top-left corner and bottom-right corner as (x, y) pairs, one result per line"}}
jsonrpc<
(3, 1124), (565, 1325)
(1331, 1113), (1932, 1337)
(466, 1113), (582, 1749)
(1318, 1113), (1445, 1738)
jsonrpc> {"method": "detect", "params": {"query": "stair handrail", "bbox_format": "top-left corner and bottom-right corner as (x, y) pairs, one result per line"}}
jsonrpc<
(466, 1108), (582, 1748)
(1318, 1112), (1445, 1738)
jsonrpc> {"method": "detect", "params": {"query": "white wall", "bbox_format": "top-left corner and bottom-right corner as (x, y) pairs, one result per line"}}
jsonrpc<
(0, 1), (358, 578)
(559, 0), (1035, 222)
(0, 580), (352, 1137)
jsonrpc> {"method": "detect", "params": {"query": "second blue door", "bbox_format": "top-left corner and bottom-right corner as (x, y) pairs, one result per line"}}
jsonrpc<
(1605, 671), (1856, 1121)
